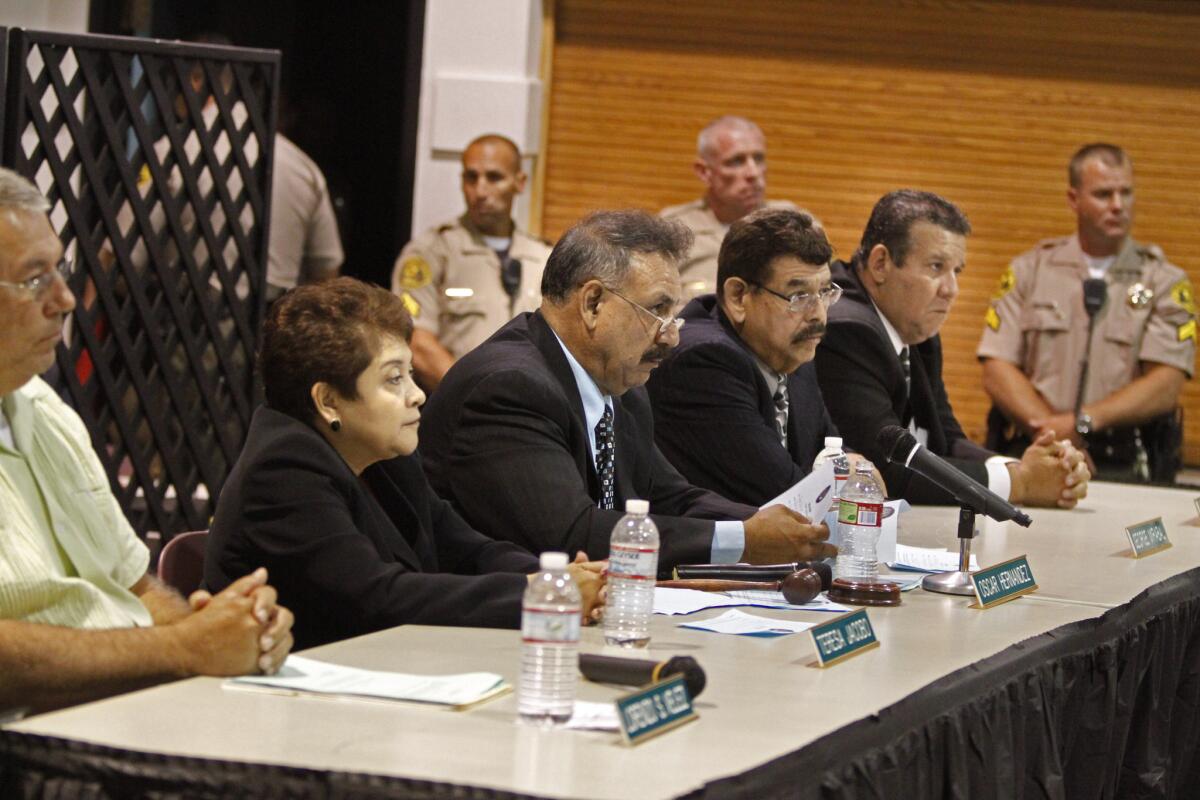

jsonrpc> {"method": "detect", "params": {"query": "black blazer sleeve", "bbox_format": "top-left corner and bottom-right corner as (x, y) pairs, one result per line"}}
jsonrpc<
(648, 341), (806, 506)
(815, 322), (990, 504)
(206, 423), (530, 649)
(434, 368), (743, 571)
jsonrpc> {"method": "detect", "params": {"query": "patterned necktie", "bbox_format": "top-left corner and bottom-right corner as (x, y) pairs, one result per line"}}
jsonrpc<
(772, 378), (789, 447)
(595, 405), (616, 511)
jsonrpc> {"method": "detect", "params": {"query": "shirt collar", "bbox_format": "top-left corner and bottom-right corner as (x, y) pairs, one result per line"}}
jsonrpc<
(551, 330), (613, 438)
(753, 356), (783, 395)
(0, 389), (32, 454)
(0, 399), (13, 453)
(872, 300), (906, 356)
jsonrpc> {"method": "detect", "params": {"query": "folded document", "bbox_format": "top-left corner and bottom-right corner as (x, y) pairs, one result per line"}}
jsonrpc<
(226, 655), (510, 709)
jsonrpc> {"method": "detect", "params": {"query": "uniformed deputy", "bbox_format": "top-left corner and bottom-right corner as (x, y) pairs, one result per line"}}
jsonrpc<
(392, 134), (550, 390)
(661, 116), (819, 299)
(978, 143), (1195, 481)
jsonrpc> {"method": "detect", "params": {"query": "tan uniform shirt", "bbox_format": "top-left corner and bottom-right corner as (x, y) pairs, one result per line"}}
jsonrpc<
(392, 216), (551, 359)
(977, 234), (1196, 412)
(267, 134), (343, 293)
(659, 198), (816, 298)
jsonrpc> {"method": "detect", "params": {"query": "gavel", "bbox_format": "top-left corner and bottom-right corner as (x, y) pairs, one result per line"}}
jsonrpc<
(657, 567), (824, 606)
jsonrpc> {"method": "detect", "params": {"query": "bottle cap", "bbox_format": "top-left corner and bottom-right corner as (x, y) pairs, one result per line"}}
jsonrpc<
(540, 551), (569, 570)
(824, 436), (843, 448)
(855, 459), (875, 473)
(625, 499), (650, 515)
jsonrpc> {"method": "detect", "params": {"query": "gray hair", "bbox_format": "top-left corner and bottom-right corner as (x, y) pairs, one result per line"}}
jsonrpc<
(540, 210), (693, 303)
(0, 167), (50, 215)
(697, 115), (763, 161)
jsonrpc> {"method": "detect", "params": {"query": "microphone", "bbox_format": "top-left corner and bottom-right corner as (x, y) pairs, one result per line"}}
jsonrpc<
(1082, 278), (1107, 318)
(878, 425), (1032, 527)
(579, 653), (707, 698)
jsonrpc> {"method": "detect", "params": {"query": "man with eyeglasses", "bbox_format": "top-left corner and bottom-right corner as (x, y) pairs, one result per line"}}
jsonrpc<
(814, 189), (1090, 507)
(420, 209), (835, 571)
(646, 208), (856, 505)
(0, 167), (293, 715)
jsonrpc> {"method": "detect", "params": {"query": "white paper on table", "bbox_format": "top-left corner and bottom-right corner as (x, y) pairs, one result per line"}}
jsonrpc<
(889, 544), (979, 573)
(760, 460), (835, 520)
(225, 655), (509, 708)
(725, 589), (854, 613)
(565, 700), (621, 731)
(653, 587), (747, 615)
(678, 608), (817, 637)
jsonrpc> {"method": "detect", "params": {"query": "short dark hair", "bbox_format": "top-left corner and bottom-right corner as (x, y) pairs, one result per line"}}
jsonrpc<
(540, 210), (693, 302)
(853, 190), (971, 269)
(1068, 143), (1129, 188)
(261, 277), (414, 423)
(717, 208), (831, 298)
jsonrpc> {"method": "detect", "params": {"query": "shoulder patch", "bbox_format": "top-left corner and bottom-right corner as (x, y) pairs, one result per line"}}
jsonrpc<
(400, 292), (421, 319)
(1170, 280), (1196, 316)
(1178, 319), (1196, 343)
(397, 256), (432, 290)
(985, 306), (1001, 332)
(992, 265), (1016, 300)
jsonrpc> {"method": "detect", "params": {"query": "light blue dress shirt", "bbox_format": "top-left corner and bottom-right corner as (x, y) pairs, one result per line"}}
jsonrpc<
(552, 331), (744, 562)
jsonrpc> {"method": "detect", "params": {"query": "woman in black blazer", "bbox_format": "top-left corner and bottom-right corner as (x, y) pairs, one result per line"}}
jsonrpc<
(204, 278), (603, 650)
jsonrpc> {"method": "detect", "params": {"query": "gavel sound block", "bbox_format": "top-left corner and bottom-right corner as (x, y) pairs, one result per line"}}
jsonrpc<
(657, 568), (824, 606)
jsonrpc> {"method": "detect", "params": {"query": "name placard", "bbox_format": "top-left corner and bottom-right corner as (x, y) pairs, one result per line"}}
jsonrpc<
(971, 555), (1038, 609)
(616, 674), (697, 746)
(1126, 517), (1172, 558)
(810, 608), (879, 667)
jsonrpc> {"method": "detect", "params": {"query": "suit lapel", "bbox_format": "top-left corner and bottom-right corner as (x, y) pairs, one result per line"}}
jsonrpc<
(360, 465), (427, 572)
(526, 312), (603, 501)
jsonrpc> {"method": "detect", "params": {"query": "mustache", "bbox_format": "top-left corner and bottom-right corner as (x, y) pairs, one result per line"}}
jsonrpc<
(792, 324), (826, 344)
(641, 343), (673, 363)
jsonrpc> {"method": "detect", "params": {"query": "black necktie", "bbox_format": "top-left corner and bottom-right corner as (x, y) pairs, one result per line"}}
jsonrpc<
(772, 378), (788, 447)
(899, 347), (913, 426)
(595, 406), (616, 511)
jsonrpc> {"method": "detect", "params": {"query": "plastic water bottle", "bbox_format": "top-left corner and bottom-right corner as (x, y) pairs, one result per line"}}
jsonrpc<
(604, 499), (659, 648)
(518, 552), (581, 725)
(812, 436), (851, 499)
(835, 461), (884, 582)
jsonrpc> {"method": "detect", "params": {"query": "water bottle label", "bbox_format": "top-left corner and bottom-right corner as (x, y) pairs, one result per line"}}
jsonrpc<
(521, 609), (581, 644)
(609, 543), (658, 580)
(838, 499), (882, 527)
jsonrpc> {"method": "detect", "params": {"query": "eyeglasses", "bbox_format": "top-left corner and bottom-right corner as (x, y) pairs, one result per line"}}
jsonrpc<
(0, 259), (74, 300)
(750, 281), (842, 313)
(603, 286), (685, 337)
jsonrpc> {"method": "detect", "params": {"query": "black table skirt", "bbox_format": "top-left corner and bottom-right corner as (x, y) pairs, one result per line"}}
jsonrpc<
(4, 568), (1199, 800)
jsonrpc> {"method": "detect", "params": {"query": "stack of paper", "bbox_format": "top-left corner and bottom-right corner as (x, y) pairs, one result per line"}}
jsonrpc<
(678, 609), (817, 637)
(225, 655), (510, 710)
(889, 544), (979, 573)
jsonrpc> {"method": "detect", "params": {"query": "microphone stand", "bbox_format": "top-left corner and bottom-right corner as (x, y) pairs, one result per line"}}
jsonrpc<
(922, 506), (978, 595)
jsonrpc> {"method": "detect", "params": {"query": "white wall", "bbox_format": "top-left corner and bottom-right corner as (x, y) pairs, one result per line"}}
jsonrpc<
(0, 0), (89, 33)
(410, 0), (544, 239)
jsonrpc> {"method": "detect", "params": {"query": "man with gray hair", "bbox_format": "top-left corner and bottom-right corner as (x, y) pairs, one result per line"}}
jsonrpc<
(0, 167), (293, 715)
(661, 115), (818, 298)
(420, 209), (835, 572)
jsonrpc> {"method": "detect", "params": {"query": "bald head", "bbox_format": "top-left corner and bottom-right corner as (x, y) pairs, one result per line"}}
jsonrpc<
(693, 116), (767, 225)
(697, 116), (763, 161)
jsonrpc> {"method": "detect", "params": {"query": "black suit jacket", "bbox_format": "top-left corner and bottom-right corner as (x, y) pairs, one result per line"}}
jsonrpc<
(420, 311), (756, 572)
(814, 261), (993, 504)
(205, 406), (537, 650)
(646, 295), (838, 506)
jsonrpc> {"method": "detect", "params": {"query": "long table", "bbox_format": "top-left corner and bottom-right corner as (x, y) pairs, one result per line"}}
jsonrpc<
(4, 481), (1200, 798)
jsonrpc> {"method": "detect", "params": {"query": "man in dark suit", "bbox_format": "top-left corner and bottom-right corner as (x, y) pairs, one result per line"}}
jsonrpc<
(814, 189), (1089, 506)
(420, 210), (835, 572)
(645, 208), (844, 506)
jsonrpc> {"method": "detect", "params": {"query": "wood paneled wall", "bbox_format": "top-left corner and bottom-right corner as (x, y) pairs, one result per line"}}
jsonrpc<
(540, 0), (1200, 463)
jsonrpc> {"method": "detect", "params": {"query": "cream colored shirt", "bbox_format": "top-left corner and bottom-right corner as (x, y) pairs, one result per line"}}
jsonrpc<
(0, 378), (151, 629)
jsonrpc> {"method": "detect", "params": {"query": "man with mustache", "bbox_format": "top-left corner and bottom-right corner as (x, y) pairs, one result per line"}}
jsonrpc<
(420, 210), (835, 571)
(814, 190), (1090, 507)
(661, 116), (819, 300)
(392, 134), (550, 390)
(645, 208), (852, 505)
(978, 143), (1194, 483)
(0, 168), (293, 715)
